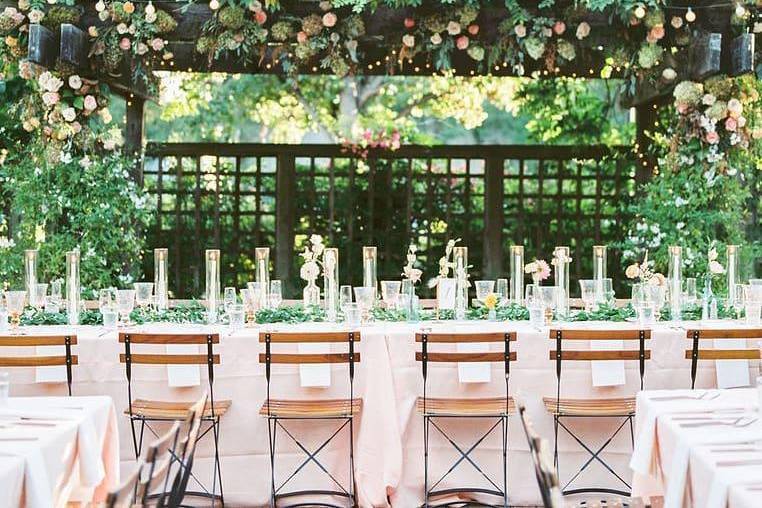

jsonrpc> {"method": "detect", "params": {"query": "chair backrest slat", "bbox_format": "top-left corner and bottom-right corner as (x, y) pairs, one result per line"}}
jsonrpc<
(106, 461), (142, 508)
(549, 350), (651, 361)
(549, 329), (651, 341)
(119, 353), (220, 365)
(0, 335), (78, 346)
(415, 351), (516, 363)
(685, 328), (762, 389)
(0, 355), (79, 367)
(118, 333), (219, 344)
(414, 332), (517, 343)
(258, 331), (361, 343)
(0, 334), (78, 395)
(258, 352), (360, 364)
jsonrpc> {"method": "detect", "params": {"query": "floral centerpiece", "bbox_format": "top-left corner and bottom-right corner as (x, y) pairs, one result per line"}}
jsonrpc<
(625, 251), (665, 286)
(524, 258), (551, 285)
(299, 234), (324, 306)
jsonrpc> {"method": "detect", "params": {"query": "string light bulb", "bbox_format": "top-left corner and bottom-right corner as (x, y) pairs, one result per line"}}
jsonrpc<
(685, 7), (696, 23)
(634, 5), (646, 19)
(209, 0), (220, 10)
(735, 3), (746, 18)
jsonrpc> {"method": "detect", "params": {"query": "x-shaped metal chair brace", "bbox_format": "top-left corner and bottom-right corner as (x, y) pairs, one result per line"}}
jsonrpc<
(554, 414), (634, 496)
(425, 416), (508, 507)
(268, 416), (355, 506)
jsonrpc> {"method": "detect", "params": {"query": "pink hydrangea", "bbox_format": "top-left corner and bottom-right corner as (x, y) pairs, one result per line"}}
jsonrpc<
(725, 117), (737, 132)
(296, 31), (308, 43)
(455, 35), (469, 50)
(255, 10), (267, 25)
(322, 12), (336, 28)
(553, 21), (566, 35)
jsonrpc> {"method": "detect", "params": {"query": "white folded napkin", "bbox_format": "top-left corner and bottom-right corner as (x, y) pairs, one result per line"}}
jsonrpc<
(298, 342), (331, 388)
(714, 338), (750, 389)
(590, 340), (626, 387)
(457, 342), (490, 383)
(166, 344), (201, 387)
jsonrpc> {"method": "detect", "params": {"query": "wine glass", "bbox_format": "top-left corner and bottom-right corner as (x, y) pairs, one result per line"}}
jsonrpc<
(578, 279), (597, 312)
(223, 287), (237, 314)
(116, 289), (135, 326)
(99, 288), (118, 328)
(339, 285), (353, 307)
(683, 278), (698, 307)
(496, 278), (509, 302)
(32, 283), (48, 311)
(5, 291), (26, 334)
(134, 282), (154, 310)
(380, 281), (401, 308)
(475, 280), (495, 306)
(353, 287), (375, 322)
(241, 288), (258, 325)
(269, 280), (283, 309)
(49, 279), (63, 313)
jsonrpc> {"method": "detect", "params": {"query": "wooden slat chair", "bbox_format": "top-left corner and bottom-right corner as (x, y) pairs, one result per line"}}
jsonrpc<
(685, 328), (762, 389)
(543, 329), (651, 498)
(0, 335), (77, 395)
(105, 460), (143, 508)
(119, 333), (230, 505)
(415, 331), (517, 508)
(259, 331), (362, 508)
(135, 421), (181, 507)
(518, 400), (644, 508)
(164, 393), (208, 508)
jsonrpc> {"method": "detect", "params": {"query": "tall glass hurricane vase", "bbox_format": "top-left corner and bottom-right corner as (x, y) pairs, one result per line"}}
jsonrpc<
(509, 245), (524, 305)
(668, 246), (682, 321)
(255, 247), (270, 310)
(453, 246), (468, 320)
(24, 249), (38, 304)
(726, 245), (740, 308)
(154, 248), (169, 311)
(592, 245), (607, 304)
(362, 246), (377, 296)
(324, 248), (339, 322)
(553, 246), (570, 318)
(65, 250), (80, 325)
(205, 249), (221, 324)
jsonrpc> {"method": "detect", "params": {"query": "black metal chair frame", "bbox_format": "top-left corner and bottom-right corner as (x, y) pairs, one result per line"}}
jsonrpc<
(419, 332), (514, 508)
(121, 333), (225, 506)
(262, 331), (359, 508)
(551, 329), (647, 497)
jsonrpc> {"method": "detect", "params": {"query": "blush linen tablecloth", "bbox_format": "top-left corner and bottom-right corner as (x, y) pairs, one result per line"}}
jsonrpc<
(0, 395), (119, 507)
(4, 320), (761, 507)
(631, 388), (762, 508)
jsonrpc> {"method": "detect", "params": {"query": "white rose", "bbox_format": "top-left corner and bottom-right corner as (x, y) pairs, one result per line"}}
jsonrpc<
(95, 0), (105, 12)
(447, 21), (461, 35)
(402, 34), (415, 48)
(68, 75), (82, 90)
(62, 107), (76, 122)
(27, 8), (44, 23)
(709, 260), (725, 274)
(430, 33), (442, 45)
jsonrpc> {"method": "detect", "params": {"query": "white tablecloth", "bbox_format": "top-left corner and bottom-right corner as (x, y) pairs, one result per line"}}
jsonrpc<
(4, 320), (761, 507)
(631, 388), (762, 508)
(0, 395), (119, 507)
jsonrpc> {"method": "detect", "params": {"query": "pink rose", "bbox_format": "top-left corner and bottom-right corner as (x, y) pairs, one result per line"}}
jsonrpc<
(705, 131), (720, 144)
(650, 25), (665, 40)
(84, 94), (97, 111)
(255, 10), (266, 25)
(725, 117), (737, 132)
(42, 91), (59, 106)
(119, 37), (131, 50)
(404, 17), (415, 29)
(467, 24), (479, 35)
(296, 31), (308, 43)
(71, 121), (82, 133)
(553, 21), (566, 35)
(322, 12), (336, 28)
(151, 38), (164, 51)
(456, 35), (469, 50)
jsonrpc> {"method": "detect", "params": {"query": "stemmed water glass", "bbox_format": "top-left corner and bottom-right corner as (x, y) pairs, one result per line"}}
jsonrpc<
(475, 280), (495, 306)
(496, 278), (509, 303)
(578, 279), (597, 312)
(116, 289), (135, 326)
(5, 291), (26, 334)
(223, 287), (237, 314)
(354, 287), (375, 323)
(269, 280), (283, 309)
(241, 287), (259, 325)
(682, 278), (698, 307)
(134, 282), (154, 311)
(32, 283), (48, 311)
(48, 280), (63, 313)
(99, 288), (118, 328)
(380, 281), (401, 308)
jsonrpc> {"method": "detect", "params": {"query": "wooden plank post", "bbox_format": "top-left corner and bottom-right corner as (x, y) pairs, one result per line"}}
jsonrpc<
(483, 155), (504, 278)
(125, 96), (145, 185)
(275, 152), (296, 296)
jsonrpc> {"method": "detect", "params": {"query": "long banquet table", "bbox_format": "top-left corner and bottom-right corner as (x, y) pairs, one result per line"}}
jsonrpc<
(4, 320), (761, 507)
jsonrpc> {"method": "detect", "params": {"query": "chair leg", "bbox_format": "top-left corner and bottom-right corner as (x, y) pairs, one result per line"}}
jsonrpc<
(423, 415), (429, 508)
(129, 416), (140, 460)
(212, 418), (224, 507)
(138, 419), (146, 458)
(553, 414), (560, 469)
(268, 417), (277, 508)
(349, 417), (357, 508)
(502, 416), (508, 508)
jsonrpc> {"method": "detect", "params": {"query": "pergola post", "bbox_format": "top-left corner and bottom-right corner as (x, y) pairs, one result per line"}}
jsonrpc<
(276, 153), (296, 294)
(483, 156), (504, 278)
(125, 96), (145, 186)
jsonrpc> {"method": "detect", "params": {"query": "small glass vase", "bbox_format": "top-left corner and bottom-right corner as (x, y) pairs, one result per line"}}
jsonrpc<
(487, 309), (497, 321)
(303, 280), (320, 308)
(702, 276), (718, 321)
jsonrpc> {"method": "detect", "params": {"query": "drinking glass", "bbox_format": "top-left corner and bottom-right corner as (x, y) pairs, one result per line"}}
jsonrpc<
(526, 285), (543, 326)
(579, 280), (597, 312)
(5, 291), (26, 333)
(732, 284), (747, 316)
(475, 280), (495, 304)
(683, 277), (698, 307)
(636, 304), (656, 325)
(48, 279), (63, 313)
(241, 288), (258, 325)
(228, 304), (245, 331)
(246, 282), (262, 310)
(269, 280), (283, 309)
(354, 287), (375, 322)
(601, 278), (615, 305)
(32, 283), (48, 311)
(496, 278), (509, 302)
(116, 289), (135, 326)
(0, 372), (8, 407)
(744, 284), (762, 325)
(343, 303), (361, 326)
(339, 285), (353, 308)
(540, 286), (560, 313)
(399, 279), (413, 311)
(380, 281), (402, 308)
(99, 288), (119, 328)
(134, 282), (154, 310)
(223, 287), (237, 313)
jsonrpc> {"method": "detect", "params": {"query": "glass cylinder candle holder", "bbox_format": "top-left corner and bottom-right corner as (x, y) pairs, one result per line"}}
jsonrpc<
(154, 248), (169, 311)
(553, 246), (571, 318)
(205, 249), (221, 324)
(65, 250), (80, 325)
(24, 249), (38, 304)
(324, 248), (340, 322)
(726, 245), (740, 308)
(362, 246), (377, 296)
(509, 245), (525, 305)
(593, 245), (607, 304)
(453, 246), (468, 319)
(667, 245), (682, 320)
(255, 247), (270, 310)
